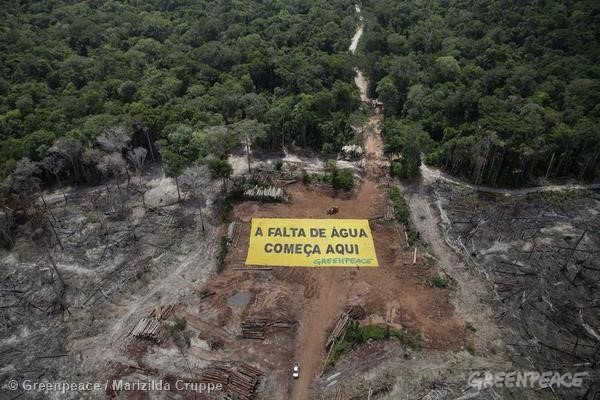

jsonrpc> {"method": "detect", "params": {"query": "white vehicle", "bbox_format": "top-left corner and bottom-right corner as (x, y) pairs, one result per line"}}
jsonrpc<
(292, 362), (299, 379)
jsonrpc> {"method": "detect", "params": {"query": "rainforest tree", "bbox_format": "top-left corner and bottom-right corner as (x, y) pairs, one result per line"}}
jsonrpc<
(359, 0), (600, 186)
(0, 0), (361, 184)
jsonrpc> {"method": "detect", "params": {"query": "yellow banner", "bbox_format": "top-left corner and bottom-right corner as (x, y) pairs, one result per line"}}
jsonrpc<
(245, 218), (379, 268)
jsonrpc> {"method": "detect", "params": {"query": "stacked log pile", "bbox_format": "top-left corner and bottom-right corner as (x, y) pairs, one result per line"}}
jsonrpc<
(384, 203), (394, 221)
(128, 318), (167, 343)
(201, 363), (263, 400)
(252, 169), (296, 186)
(268, 319), (296, 329)
(196, 288), (216, 299)
(393, 224), (409, 249)
(200, 365), (230, 387)
(148, 304), (174, 320)
(275, 177), (297, 186)
(321, 313), (351, 376)
(227, 222), (242, 247)
(325, 313), (349, 350)
(241, 319), (267, 339)
(251, 170), (270, 186)
(271, 171), (297, 186)
(243, 185), (288, 202)
(241, 318), (296, 339)
(228, 363), (263, 400)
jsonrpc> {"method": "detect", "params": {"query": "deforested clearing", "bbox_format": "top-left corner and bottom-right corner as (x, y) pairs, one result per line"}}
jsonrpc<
(1, 1), (599, 399)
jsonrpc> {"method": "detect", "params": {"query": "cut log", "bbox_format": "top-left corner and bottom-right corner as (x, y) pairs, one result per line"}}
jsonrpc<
(148, 304), (174, 320)
(128, 318), (167, 343)
(325, 313), (349, 350)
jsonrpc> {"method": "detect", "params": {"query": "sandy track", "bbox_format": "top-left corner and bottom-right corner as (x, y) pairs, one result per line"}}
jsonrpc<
(290, 12), (387, 398)
(290, 270), (347, 400)
(421, 163), (600, 195)
(288, 159), (385, 400)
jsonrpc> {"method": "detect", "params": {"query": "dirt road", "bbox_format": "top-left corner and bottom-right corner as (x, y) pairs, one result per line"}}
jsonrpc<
(288, 142), (385, 400)
(262, 6), (470, 397)
(290, 270), (346, 399)
(421, 161), (600, 195)
(290, 9), (381, 399)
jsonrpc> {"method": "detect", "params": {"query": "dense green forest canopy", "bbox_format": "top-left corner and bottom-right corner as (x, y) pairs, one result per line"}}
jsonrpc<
(360, 0), (600, 186)
(0, 0), (361, 183)
(2, 0), (599, 194)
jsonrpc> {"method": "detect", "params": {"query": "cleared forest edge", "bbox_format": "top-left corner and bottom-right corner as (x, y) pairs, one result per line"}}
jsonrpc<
(2, 2), (598, 400)
(421, 163), (600, 195)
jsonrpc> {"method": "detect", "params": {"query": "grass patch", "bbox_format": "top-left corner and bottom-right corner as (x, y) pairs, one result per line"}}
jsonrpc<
(218, 178), (247, 220)
(331, 168), (354, 190)
(85, 212), (100, 224)
(465, 343), (476, 355)
(390, 159), (409, 179)
(389, 186), (409, 224)
(424, 252), (437, 267)
(216, 235), (231, 273)
(430, 275), (449, 289)
(302, 170), (311, 184)
(169, 317), (187, 336)
(406, 229), (421, 245)
(389, 186), (420, 245)
(169, 317), (190, 347)
(302, 161), (355, 191)
(330, 340), (352, 366)
(328, 321), (422, 367)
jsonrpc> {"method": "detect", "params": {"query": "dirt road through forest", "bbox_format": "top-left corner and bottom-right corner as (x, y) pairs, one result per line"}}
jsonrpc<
(421, 161), (600, 194)
(290, 9), (383, 399)
(289, 129), (385, 400)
